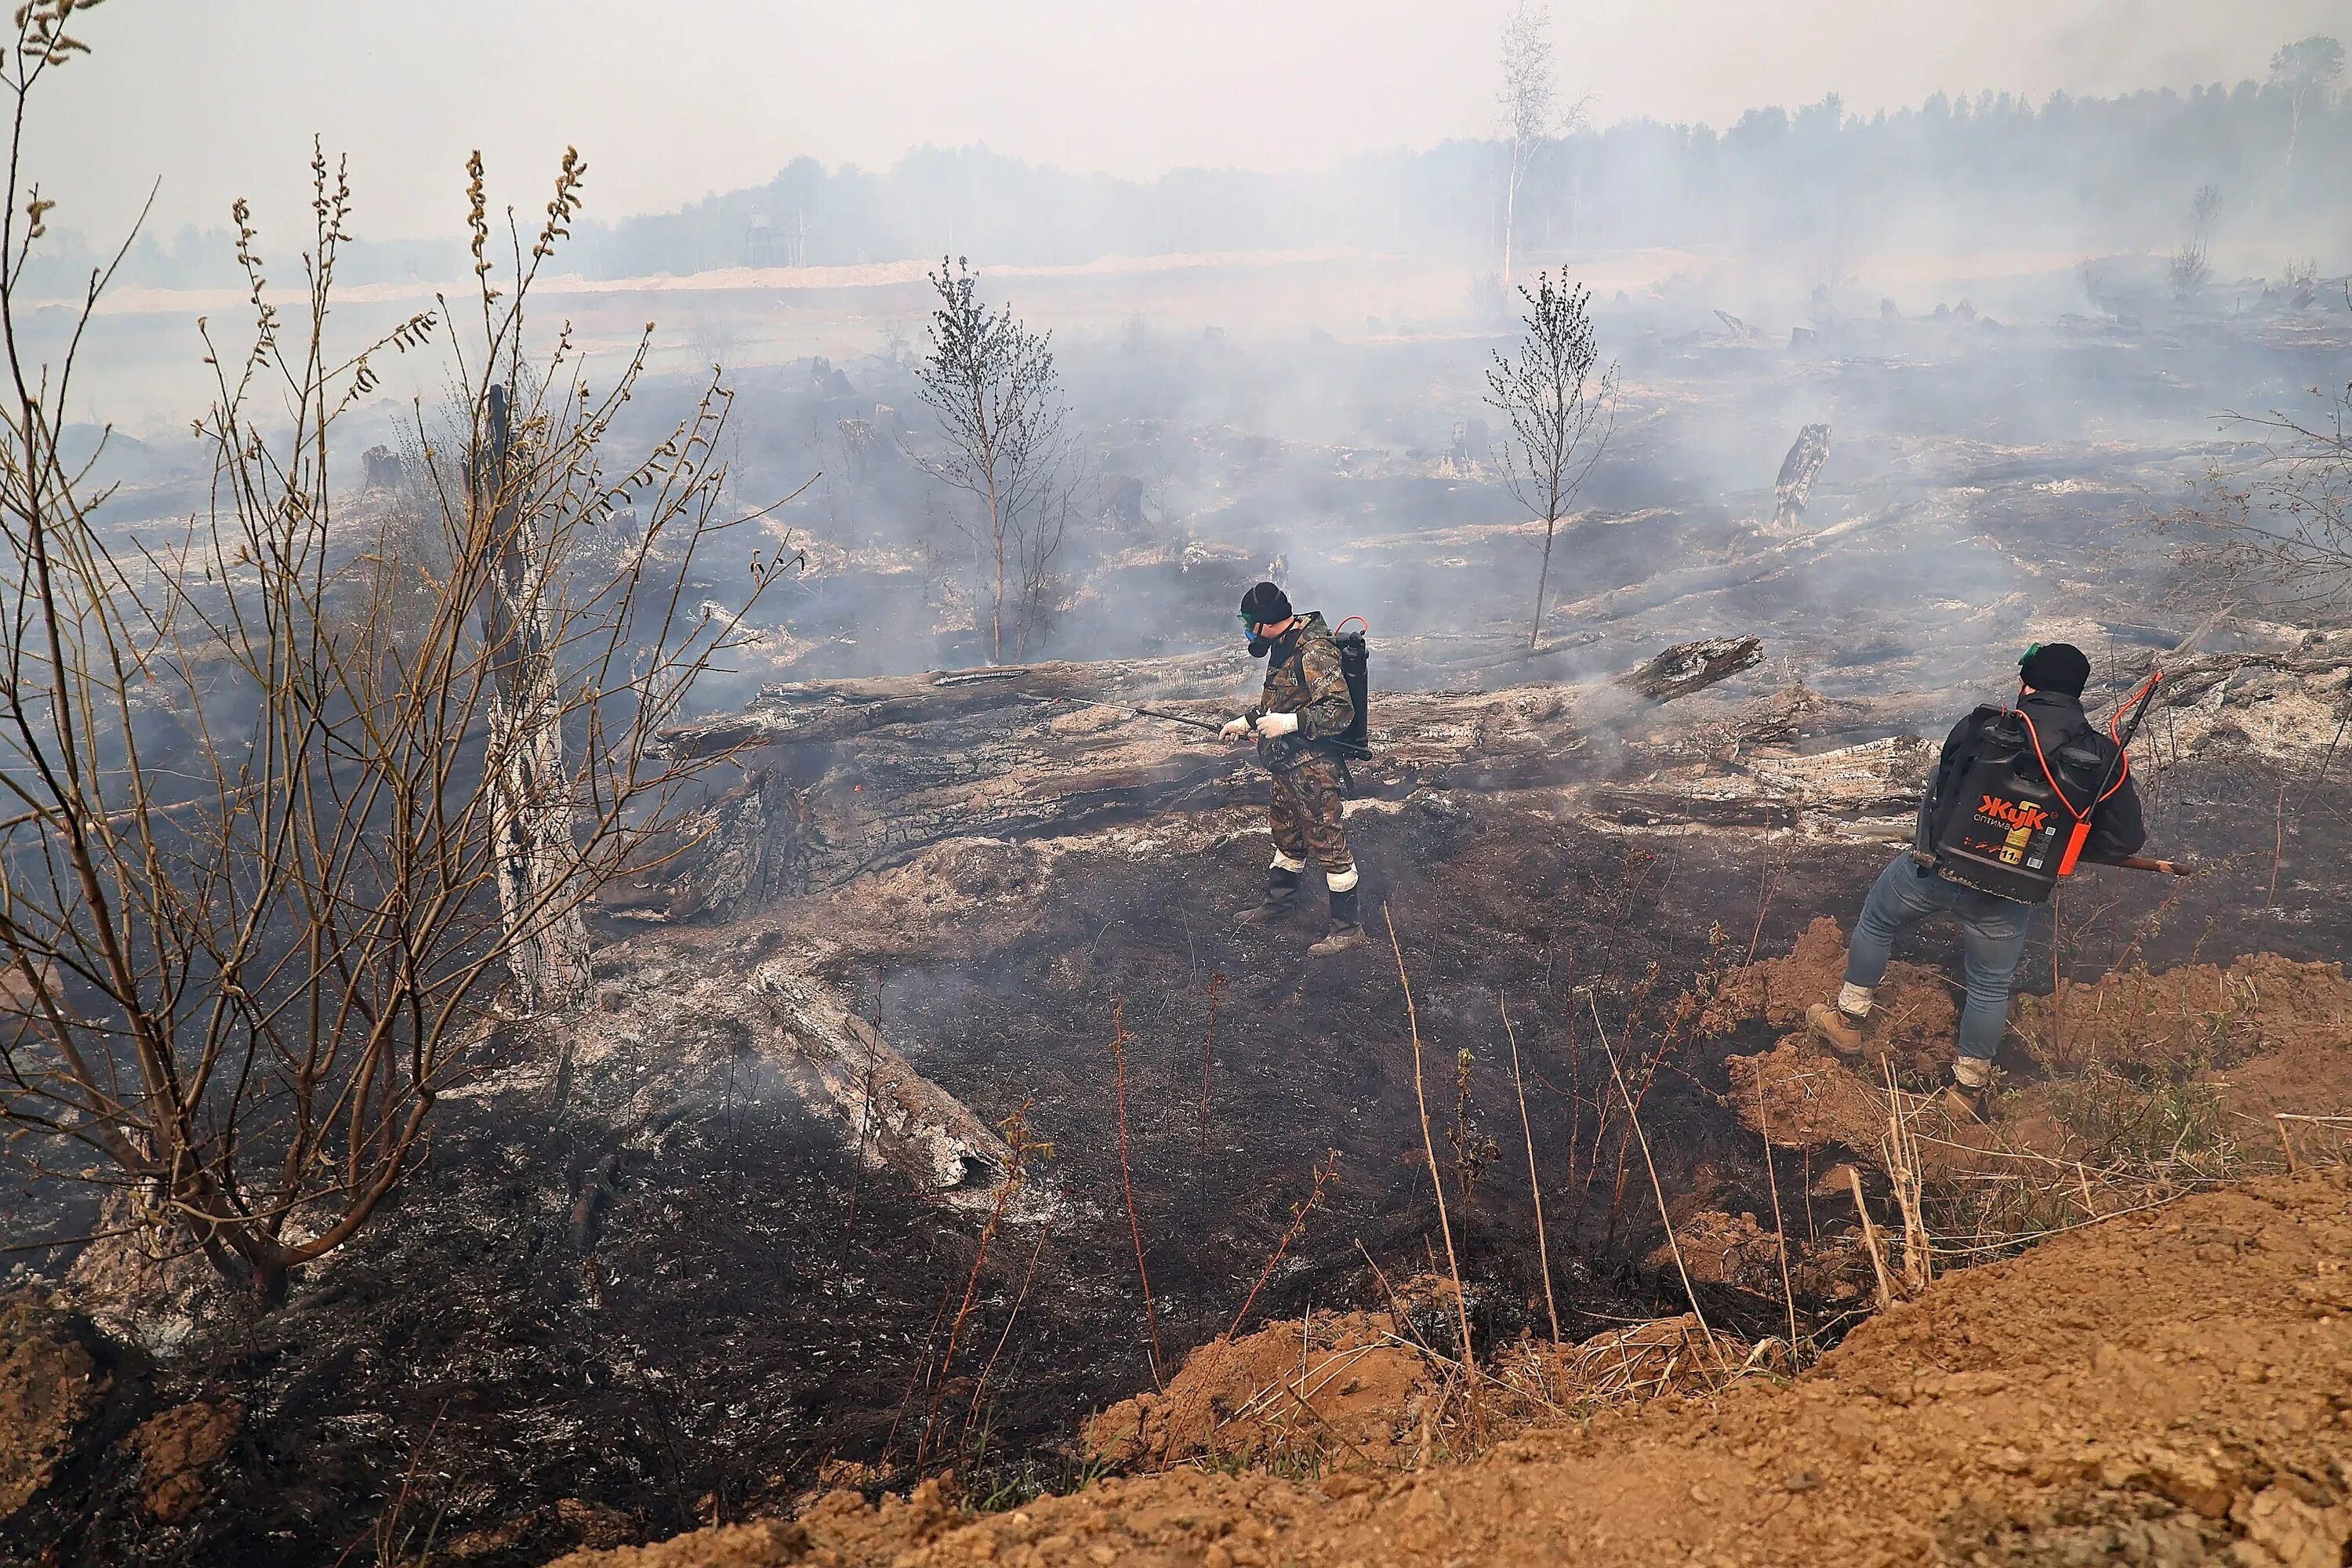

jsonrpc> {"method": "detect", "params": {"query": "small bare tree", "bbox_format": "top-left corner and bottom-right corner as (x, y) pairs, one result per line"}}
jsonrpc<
(1486, 271), (1620, 648)
(0, 9), (799, 1303)
(910, 256), (1069, 664)
(1497, 2), (1586, 288)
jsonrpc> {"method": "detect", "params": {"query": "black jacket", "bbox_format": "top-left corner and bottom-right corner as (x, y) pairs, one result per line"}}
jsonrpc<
(1918, 690), (2147, 864)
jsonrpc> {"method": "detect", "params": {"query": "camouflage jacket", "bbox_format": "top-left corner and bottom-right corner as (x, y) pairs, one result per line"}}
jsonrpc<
(1247, 611), (1355, 771)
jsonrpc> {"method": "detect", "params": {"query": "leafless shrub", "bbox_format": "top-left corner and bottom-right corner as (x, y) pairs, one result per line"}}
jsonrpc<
(0, 15), (799, 1303)
(2159, 372), (2352, 612)
(2168, 183), (2223, 300)
(2282, 256), (2320, 306)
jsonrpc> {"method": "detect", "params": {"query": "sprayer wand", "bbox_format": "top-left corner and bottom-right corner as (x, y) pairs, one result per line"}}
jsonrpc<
(2083, 672), (2190, 875)
(1016, 691), (1229, 735)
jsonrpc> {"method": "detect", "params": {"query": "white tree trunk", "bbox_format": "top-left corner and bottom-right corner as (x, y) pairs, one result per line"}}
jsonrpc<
(488, 677), (592, 1014)
(481, 385), (593, 1014)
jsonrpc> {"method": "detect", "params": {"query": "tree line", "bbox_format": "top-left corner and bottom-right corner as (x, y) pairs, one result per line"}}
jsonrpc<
(33, 37), (2347, 299)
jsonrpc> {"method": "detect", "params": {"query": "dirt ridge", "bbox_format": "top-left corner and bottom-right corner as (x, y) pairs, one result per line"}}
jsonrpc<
(556, 1167), (2352, 1567)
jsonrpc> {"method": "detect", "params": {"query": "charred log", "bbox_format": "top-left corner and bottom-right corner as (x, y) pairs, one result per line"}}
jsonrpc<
(1770, 423), (1831, 532)
(1621, 637), (1766, 703)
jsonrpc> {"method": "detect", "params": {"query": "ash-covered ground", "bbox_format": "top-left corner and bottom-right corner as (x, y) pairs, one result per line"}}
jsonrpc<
(16, 282), (2352, 1566)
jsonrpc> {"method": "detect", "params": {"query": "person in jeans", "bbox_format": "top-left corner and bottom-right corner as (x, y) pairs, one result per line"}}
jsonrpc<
(1807, 643), (2146, 1116)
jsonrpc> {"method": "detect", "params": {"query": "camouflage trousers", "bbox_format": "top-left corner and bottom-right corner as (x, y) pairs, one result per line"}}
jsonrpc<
(1267, 751), (1354, 880)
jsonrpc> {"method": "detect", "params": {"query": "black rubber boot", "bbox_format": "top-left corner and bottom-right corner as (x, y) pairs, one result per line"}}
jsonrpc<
(1308, 887), (1366, 956)
(1237, 866), (1303, 924)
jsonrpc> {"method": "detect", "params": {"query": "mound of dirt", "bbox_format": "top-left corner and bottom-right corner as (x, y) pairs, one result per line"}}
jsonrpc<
(1081, 1306), (1428, 1471)
(556, 1167), (2352, 1566)
(126, 1398), (239, 1523)
(1711, 915), (1957, 1078)
(1727, 1034), (1898, 1153)
(2014, 953), (2352, 1077)
(0, 1295), (134, 1522)
(1082, 1290), (1737, 1474)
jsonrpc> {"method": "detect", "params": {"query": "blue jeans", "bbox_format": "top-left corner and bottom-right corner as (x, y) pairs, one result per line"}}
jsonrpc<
(1843, 852), (2031, 1065)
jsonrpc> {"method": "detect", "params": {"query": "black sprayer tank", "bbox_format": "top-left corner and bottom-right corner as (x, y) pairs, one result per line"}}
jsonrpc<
(1330, 625), (1371, 759)
(1931, 707), (2111, 906)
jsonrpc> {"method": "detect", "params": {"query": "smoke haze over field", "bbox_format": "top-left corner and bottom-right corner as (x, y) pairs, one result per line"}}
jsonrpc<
(38, 0), (2350, 243)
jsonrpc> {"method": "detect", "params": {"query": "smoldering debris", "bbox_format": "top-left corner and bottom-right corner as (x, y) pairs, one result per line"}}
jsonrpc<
(1770, 423), (1831, 533)
(1621, 636), (1766, 702)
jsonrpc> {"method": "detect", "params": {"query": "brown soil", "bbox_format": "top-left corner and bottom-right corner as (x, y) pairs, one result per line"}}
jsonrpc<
(2013, 953), (2352, 1079)
(127, 1398), (239, 1523)
(1711, 914), (1959, 1079)
(0, 1298), (114, 1519)
(1081, 1283), (1735, 1474)
(553, 1167), (2352, 1568)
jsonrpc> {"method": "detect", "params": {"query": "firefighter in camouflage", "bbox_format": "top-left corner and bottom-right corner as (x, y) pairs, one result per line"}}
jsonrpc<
(1220, 582), (1364, 956)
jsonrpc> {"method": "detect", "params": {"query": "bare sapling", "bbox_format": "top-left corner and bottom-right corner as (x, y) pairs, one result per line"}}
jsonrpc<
(1446, 1047), (1501, 1209)
(0, 8), (802, 1303)
(1499, 999), (1560, 1345)
(1846, 1165), (1896, 1312)
(1486, 270), (1620, 649)
(1385, 907), (1483, 1426)
(1198, 969), (1222, 1181)
(1881, 1061), (1934, 1294)
(960, 1214), (1052, 1461)
(1110, 998), (1164, 1388)
(1755, 1089), (1801, 1356)
(909, 256), (1071, 664)
(1227, 1149), (1341, 1339)
(1585, 993), (1723, 1366)
(917, 1102), (1050, 1469)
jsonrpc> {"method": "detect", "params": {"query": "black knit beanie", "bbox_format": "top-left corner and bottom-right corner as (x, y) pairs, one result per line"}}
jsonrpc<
(1240, 581), (1292, 626)
(2019, 642), (2091, 698)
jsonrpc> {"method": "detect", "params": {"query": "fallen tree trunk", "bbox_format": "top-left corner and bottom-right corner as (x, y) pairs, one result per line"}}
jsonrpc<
(1620, 637), (1766, 702)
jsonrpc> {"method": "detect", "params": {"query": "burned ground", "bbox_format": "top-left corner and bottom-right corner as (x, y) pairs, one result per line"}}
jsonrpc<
(20, 712), (2352, 1567)
(9, 289), (2352, 1566)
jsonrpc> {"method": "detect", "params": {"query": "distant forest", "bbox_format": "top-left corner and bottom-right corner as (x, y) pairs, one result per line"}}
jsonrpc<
(47, 59), (2352, 292)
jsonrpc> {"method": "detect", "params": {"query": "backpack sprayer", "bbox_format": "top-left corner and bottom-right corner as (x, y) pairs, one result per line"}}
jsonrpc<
(1929, 667), (2180, 902)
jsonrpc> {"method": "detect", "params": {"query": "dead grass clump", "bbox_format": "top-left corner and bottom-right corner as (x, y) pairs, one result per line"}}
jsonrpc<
(2045, 1066), (2235, 1170)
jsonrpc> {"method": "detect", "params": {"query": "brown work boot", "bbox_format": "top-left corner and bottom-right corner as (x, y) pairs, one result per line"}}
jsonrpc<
(1237, 866), (1302, 925)
(1805, 1000), (1868, 1059)
(1306, 888), (1365, 956)
(1936, 1061), (1993, 1123)
(1936, 1080), (1987, 1123)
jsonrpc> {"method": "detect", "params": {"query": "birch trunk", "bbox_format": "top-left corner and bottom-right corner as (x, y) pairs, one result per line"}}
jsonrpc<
(480, 383), (593, 1014)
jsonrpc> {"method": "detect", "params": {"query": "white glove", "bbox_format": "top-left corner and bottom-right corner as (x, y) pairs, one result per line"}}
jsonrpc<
(1220, 716), (1252, 740)
(1254, 710), (1299, 739)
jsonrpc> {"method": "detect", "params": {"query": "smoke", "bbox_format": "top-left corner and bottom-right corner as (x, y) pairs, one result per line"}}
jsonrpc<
(55, 42), (2352, 739)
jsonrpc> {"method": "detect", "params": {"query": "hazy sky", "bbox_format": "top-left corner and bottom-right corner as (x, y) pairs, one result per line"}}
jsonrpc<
(36, 0), (2347, 244)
